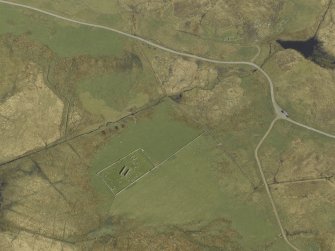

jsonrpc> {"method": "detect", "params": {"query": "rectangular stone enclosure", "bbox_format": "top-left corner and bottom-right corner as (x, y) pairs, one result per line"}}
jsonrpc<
(97, 149), (154, 194)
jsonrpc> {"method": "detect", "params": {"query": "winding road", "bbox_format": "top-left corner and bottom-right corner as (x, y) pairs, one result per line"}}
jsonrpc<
(287, 118), (335, 139)
(254, 118), (300, 251)
(1, 1), (335, 250)
(0, 0), (285, 117)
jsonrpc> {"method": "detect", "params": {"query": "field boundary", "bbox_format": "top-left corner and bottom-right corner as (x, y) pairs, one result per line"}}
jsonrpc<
(115, 131), (206, 196)
(96, 148), (145, 175)
(3, 1), (335, 249)
(96, 148), (154, 194)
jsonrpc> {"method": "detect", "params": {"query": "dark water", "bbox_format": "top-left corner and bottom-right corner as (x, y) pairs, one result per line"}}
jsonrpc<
(277, 37), (317, 57)
(277, 37), (335, 69)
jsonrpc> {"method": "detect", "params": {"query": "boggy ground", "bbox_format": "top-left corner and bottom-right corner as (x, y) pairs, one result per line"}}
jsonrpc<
(1, 1), (335, 250)
(259, 120), (335, 250)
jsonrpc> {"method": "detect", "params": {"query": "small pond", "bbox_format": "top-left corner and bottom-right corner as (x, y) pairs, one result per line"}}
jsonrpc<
(277, 37), (335, 69)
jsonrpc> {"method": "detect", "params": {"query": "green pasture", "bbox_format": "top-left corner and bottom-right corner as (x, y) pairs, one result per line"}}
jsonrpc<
(277, 0), (323, 35)
(110, 133), (288, 250)
(97, 149), (154, 194)
(76, 68), (158, 120)
(88, 99), (202, 201)
(0, 4), (127, 57)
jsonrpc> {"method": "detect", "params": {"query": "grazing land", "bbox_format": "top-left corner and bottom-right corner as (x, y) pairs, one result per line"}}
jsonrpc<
(0, 1), (335, 250)
(97, 148), (154, 194)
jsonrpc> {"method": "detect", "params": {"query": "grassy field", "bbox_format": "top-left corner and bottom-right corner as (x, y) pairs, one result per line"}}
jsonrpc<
(167, 68), (276, 187)
(0, 3), (166, 134)
(0, 44), (25, 99)
(136, 11), (260, 61)
(0, 0), (262, 62)
(0, 1), (332, 249)
(97, 149), (154, 194)
(276, 0), (323, 37)
(78, 72), (140, 109)
(76, 67), (160, 121)
(0, 4), (129, 57)
(4, 0), (325, 52)
(85, 99), (202, 204)
(89, 99), (202, 167)
(110, 133), (288, 250)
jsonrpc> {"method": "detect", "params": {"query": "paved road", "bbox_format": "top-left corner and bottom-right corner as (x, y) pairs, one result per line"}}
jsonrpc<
(2, 1), (335, 250)
(0, 0), (285, 119)
(254, 118), (300, 251)
(287, 118), (335, 139)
